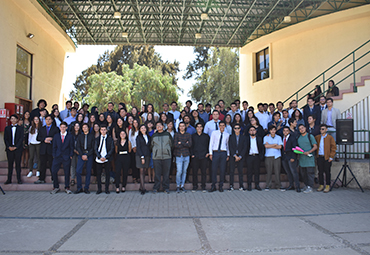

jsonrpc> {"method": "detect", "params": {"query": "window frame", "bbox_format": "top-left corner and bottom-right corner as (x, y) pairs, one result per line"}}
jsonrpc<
(15, 45), (33, 100)
(255, 47), (269, 82)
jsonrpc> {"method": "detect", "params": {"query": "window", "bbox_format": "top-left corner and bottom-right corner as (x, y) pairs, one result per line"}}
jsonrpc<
(256, 47), (269, 81)
(15, 46), (32, 100)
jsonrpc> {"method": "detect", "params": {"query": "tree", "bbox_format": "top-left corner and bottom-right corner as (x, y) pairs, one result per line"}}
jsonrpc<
(183, 46), (210, 80)
(86, 64), (179, 112)
(188, 48), (239, 107)
(70, 45), (180, 102)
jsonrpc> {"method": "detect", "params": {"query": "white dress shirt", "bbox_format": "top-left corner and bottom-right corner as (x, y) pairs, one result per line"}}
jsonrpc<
(96, 135), (108, 163)
(209, 130), (230, 156)
(11, 125), (17, 145)
(249, 137), (259, 155)
(255, 111), (270, 130)
(204, 119), (221, 136)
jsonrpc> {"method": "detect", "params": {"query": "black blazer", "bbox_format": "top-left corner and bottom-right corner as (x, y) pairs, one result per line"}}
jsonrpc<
(281, 135), (297, 161)
(4, 125), (24, 151)
(136, 135), (151, 157)
(229, 134), (247, 158)
(52, 133), (74, 160)
(76, 133), (95, 157)
(160, 111), (174, 120)
(245, 124), (265, 138)
(94, 135), (114, 161)
(37, 124), (59, 155)
(245, 136), (264, 161)
(303, 105), (321, 126)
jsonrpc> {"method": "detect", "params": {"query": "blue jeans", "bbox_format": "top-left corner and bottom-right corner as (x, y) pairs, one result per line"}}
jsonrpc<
(176, 155), (190, 187)
(76, 155), (93, 190)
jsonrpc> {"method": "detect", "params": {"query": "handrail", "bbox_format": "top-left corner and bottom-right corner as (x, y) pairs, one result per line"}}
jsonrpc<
(283, 39), (370, 105)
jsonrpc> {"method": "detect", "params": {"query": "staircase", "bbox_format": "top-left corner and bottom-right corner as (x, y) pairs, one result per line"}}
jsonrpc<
(0, 160), (292, 192)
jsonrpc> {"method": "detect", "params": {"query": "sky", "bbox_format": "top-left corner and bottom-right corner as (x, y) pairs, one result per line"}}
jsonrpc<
(62, 45), (196, 106)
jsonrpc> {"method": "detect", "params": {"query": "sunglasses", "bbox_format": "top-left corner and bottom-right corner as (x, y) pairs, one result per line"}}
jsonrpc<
(320, 128), (326, 130)
(234, 127), (240, 130)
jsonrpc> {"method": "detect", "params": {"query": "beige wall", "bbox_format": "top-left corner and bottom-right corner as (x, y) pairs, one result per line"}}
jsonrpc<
(239, 5), (370, 110)
(0, 0), (75, 160)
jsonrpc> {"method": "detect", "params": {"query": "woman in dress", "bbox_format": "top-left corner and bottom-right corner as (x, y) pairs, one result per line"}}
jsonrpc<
(115, 130), (131, 193)
(21, 111), (31, 168)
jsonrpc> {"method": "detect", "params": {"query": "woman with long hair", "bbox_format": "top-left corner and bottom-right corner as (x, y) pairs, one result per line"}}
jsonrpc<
(136, 124), (151, 195)
(244, 109), (256, 126)
(190, 110), (205, 128)
(312, 85), (322, 104)
(326, 80), (339, 97)
(88, 114), (96, 133)
(142, 103), (159, 122)
(232, 113), (246, 134)
(131, 107), (143, 124)
(246, 117), (265, 138)
(159, 113), (168, 130)
(98, 113), (107, 126)
(293, 109), (305, 129)
(70, 122), (81, 187)
(106, 114), (115, 137)
(175, 110), (186, 131)
(224, 114), (233, 135)
(146, 120), (155, 183)
(51, 108), (63, 127)
(113, 117), (126, 144)
(115, 130), (131, 193)
(21, 111), (31, 168)
(129, 119), (140, 183)
(26, 116), (41, 178)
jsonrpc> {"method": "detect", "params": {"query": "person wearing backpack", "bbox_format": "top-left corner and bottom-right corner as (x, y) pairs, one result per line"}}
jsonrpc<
(297, 124), (317, 193)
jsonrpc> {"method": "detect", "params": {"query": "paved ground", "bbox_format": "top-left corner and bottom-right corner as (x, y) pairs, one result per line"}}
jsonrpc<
(0, 188), (369, 255)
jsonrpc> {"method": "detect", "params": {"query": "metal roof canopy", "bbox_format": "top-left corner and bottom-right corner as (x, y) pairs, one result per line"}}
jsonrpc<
(37, 0), (369, 47)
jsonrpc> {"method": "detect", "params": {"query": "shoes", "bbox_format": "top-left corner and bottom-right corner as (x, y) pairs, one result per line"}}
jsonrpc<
(70, 180), (75, 186)
(116, 188), (120, 194)
(192, 186), (197, 192)
(65, 189), (72, 194)
(181, 187), (187, 193)
(36, 171), (40, 177)
(247, 185), (252, 191)
(27, 171), (33, 178)
(314, 177), (318, 184)
(50, 188), (60, 194)
(34, 179), (45, 184)
(4, 180), (11, 185)
(96, 190), (102, 194)
(287, 185), (295, 190)
(152, 190), (158, 194)
(18, 180), (22, 184)
(228, 186), (234, 192)
(219, 187), (224, 192)
(202, 189), (207, 193)
(323, 185), (330, 193)
(105, 190), (110, 194)
(84, 189), (90, 194)
(279, 187), (286, 192)
(140, 189), (146, 195)
(209, 187), (217, 192)
(296, 187), (301, 193)
(255, 185), (262, 191)
(264, 188), (270, 191)
(317, 185), (324, 192)
(74, 189), (83, 194)
(239, 187), (244, 191)
(164, 189), (170, 194)
(121, 187), (126, 193)
(303, 186), (313, 194)
(176, 187), (180, 193)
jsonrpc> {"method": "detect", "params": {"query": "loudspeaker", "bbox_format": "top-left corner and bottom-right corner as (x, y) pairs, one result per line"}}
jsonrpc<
(336, 119), (354, 145)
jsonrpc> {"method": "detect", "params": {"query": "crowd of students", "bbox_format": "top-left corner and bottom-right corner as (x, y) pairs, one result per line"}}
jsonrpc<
(3, 94), (340, 195)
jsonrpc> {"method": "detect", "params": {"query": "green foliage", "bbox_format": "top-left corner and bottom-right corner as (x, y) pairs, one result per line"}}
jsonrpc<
(70, 45), (180, 103)
(188, 47), (239, 107)
(86, 64), (178, 112)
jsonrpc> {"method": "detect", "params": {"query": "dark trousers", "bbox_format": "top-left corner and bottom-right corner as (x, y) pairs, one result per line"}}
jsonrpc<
(317, 156), (331, 185)
(246, 155), (260, 185)
(282, 158), (299, 188)
(192, 157), (207, 189)
(96, 161), (111, 191)
(301, 166), (315, 187)
(6, 150), (22, 182)
(39, 154), (53, 181)
(130, 151), (139, 179)
(229, 157), (244, 187)
(51, 157), (71, 189)
(76, 155), (93, 190)
(211, 151), (227, 188)
(115, 154), (130, 188)
(153, 159), (171, 191)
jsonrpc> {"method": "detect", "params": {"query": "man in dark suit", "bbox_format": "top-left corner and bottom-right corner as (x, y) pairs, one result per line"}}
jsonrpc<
(50, 122), (74, 194)
(35, 115), (59, 184)
(94, 125), (114, 194)
(281, 127), (300, 192)
(30, 99), (48, 120)
(4, 114), (24, 184)
(160, 103), (174, 120)
(228, 123), (247, 191)
(303, 97), (321, 126)
(245, 126), (264, 191)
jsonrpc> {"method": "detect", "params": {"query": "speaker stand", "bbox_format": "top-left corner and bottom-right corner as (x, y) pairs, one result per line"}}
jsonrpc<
(330, 146), (364, 192)
(0, 185), (5, 195)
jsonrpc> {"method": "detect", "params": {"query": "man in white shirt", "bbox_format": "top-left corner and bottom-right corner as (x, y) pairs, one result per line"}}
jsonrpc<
(169, 101), (180, 121)
(255, 103), (270, 132)
(227, 102), (241, 122)
(204, 110), (221, 136)
(208, 121), (230, 192)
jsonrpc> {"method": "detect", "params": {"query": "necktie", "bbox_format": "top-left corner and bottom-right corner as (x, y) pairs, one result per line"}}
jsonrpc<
(218, 132), (223, 151)
(67, 110), (70, 117)
(84, 134), (87, 150)
(62, 135), (65, 143)
(283, 137), (287, 150)
(46, 126), (50, 136)
(215, 122), (218, 130)
(99, 136), (105, 153)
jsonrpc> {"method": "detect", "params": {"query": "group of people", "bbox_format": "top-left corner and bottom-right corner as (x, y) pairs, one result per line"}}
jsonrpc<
(4, 93), (340, 195)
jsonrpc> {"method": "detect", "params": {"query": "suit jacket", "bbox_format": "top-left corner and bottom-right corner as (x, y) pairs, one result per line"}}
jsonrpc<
(315, 134), (337, 160)
(281, 135), (297, 161)
(37, 124), (60, 155)
(245, 135), (264, 161)
(303, 105), (321, 126)
(229, 133), (247, 158)
(76, 132), (95, 157)
(94, 135), (114, 161)
(52, 133), (74, 160)
(4, 125), (24, 151)
(160, 111), (174, 120)
(136, 135), (151, 157)
(321, 107), (341, 128)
